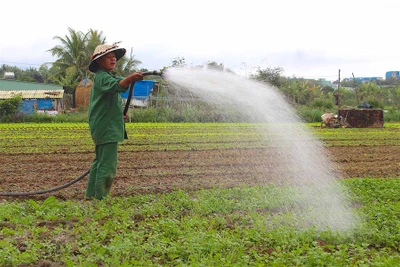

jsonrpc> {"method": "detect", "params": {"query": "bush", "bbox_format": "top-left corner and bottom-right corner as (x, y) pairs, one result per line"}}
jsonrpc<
(364, 98), (384, 109)
(52, 113), (88, 123)
(0, 95), (23, 122)
(310, 98), (334, 110)
(296, 106), (326, 123)
(10, 112), (88, 123)
(22, 113), (53, 123)
(382, 110), (400, 122)
(128, 105), (246, 123)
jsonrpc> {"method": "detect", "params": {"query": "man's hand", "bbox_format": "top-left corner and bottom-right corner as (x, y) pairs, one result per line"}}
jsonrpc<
(119, 72), (144, 89)
(130, 72), (144, 82)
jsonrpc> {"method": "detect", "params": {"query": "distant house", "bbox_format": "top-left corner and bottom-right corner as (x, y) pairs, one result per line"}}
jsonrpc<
(318, 78), (333, 87)
(3, 72), (15, 79)
(0, 79), (64, 115)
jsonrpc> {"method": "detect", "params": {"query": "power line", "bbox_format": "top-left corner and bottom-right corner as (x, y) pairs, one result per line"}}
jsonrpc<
(0, 60), (46, 67)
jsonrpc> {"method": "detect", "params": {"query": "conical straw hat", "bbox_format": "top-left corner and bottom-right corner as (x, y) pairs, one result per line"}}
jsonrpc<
(89, 44), (126, 72)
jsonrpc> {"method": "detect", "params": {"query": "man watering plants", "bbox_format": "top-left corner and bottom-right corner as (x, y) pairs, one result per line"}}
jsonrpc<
(85, 43), (143, 200)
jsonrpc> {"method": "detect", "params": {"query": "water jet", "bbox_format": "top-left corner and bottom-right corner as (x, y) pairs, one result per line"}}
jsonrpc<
(163, 67), (358, 232)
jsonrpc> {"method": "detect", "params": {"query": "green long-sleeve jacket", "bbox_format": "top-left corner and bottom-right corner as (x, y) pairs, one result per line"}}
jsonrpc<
(88, 69), (128, 145)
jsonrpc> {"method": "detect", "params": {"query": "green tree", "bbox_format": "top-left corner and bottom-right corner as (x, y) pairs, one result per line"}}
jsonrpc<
(86, 29), (107, 58)
(390, 86), (400, 108)
(17, 67), (43, 83)
(0, 64), (4, 77)
(206, 61), (224, 71)
(250, 67), (284, 87)
(38, 64), (51, 83)
(321, 85), (335, 95)
(358, 82), (380, 103)
(279, 78), (309, 105)
(115, 47), (142, 76)
(170, 57), (186, 67)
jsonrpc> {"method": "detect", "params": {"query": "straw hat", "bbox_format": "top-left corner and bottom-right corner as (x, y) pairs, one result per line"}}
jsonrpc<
(89, 44), (126, 72)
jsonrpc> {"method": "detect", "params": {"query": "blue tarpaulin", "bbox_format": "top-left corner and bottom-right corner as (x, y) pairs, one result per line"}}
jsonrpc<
(37, 99), (53, 110)
(20, 100), (36, 114)
(120, 80), (155, 100)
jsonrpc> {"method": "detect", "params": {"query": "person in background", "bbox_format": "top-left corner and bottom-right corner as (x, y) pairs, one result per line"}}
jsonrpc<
(86, 43), (143, 200)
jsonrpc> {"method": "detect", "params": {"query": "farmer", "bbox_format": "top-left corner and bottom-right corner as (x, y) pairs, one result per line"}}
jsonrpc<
(86, 43), (143, 200)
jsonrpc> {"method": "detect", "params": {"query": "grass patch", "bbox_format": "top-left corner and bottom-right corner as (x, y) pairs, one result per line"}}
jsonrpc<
(1, 180), (400, 266)
(2, 122), (400, 265)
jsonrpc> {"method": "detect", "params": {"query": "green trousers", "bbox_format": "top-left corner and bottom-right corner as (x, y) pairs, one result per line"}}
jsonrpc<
(85, 142), (118, 200)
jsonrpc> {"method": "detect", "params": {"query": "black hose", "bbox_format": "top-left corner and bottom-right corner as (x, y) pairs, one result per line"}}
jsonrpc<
(123, 70), (163, 116)
(0, 169), (90, 197)
(123, 82), (135, 117)
(142, 70), (163, 77)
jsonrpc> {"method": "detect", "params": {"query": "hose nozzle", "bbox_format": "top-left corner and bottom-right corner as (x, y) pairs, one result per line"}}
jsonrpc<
(142, 70), (163, 77)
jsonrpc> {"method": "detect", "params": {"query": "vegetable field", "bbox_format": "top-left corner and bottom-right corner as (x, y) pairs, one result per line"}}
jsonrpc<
(1, 122), (400, 266)
(1, 123), (400, 199)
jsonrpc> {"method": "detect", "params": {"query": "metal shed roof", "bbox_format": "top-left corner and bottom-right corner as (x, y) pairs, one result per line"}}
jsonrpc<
(0, 79), (63, 91)
(0, 79), (64, 99)
(0, 90), (64, 99)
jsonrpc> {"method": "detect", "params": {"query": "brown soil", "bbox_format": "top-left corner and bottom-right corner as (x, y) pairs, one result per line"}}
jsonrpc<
(1, 145), (400, 201)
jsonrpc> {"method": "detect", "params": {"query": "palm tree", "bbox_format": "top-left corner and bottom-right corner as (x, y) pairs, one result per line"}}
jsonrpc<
(47, 28), (88, 91)
(116, 47), (142, 76)
(87, 29), (106, 53)
(47, 27), (141, 91)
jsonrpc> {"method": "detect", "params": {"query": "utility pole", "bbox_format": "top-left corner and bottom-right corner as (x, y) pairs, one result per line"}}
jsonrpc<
(334, 69), (341, 109)
(338, 69), (341, 109)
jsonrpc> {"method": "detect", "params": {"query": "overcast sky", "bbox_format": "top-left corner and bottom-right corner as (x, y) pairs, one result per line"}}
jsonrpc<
(1, 0), (399, 80)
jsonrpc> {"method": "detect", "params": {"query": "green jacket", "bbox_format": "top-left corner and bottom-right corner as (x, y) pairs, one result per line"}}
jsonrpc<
(88, 69), (128, 145)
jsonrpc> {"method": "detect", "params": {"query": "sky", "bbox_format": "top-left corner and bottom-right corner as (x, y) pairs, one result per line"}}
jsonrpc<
(1, 0), (399, 81)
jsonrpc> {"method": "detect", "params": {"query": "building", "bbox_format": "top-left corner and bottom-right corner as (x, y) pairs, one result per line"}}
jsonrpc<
(3, 72), (15, 79)
(385, 71), (400, 79)
(354, 77), (383, 83)
(0, 79), (64, 115)
(318, 78), (333, 87)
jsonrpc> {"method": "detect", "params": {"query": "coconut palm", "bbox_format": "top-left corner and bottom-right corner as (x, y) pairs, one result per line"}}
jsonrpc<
(47, 27), (141, 92)
(47, 28), (89, 90)
(87, 29), (107, 54)
(47, 28), (109, 90)
(116, 47), (142, 77)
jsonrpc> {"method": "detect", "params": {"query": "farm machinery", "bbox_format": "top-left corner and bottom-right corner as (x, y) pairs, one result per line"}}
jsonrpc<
(320, 112), (349, 128)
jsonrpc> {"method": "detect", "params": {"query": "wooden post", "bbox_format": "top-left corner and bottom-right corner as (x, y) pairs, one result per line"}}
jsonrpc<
(352, 72), (360, 105)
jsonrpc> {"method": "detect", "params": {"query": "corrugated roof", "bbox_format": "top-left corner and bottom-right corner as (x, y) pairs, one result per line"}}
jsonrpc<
(0, 90), (64, 99)
(0, 79), (63, 91)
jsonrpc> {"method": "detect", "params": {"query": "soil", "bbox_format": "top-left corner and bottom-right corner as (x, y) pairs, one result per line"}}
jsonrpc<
(1, 145), (400, 201)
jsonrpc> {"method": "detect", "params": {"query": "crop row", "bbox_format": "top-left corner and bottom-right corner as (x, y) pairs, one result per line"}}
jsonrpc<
(2, 123), (400, 155)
